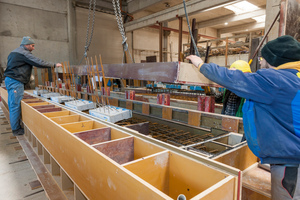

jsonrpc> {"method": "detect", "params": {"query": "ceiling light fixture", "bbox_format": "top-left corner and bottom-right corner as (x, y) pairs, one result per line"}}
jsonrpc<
(224, 22), (228, 25)
(225, 0), (259, 14)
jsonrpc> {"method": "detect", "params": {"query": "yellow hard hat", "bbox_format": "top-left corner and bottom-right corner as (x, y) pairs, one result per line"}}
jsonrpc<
(230, 60), (252, 73)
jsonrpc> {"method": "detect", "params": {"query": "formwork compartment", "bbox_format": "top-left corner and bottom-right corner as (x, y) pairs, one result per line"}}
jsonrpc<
(50, 115), (90, 124)
(27, 102), (50, 107)
(22, 98), (44, 103)
(61, 120), (106, 133)
(92, 137), (165, 165)
(74, 127), (130, 145)
(189, 141), (232, 156)
(35, 106), (63, 113)
(124, 151), (235, 199)
(43, 110), (76, 118)
(213, 133), (243, 147)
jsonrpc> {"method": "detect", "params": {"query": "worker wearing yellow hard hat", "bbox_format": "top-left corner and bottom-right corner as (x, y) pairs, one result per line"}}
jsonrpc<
(229, 60), (252, 73)
(222, 60), (251, 117)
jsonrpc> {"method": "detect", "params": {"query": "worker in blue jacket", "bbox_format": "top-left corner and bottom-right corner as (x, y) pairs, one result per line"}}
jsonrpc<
(187, 35), (300, 200)
(4, 36), (62, 136)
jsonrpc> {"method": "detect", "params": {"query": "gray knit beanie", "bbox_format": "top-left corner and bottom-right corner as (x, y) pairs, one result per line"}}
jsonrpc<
(21, 36), (35, 45)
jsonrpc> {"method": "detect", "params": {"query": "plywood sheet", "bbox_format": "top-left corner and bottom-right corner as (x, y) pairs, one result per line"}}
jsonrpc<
(188, 111), (201, 127)
(92, 137), (134, 165)
(214, 144), (257, 171)
(74, 127), (112, 145)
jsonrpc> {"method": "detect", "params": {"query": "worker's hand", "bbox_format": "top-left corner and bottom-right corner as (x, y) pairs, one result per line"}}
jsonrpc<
(186, 55), (204, 68)
(55, 63), (62, 68)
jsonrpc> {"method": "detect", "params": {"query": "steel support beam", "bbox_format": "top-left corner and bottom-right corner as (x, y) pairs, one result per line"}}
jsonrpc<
(196, 8), (266, 29)
(71, 62), (219, 87)
(124, 0), (242, 32)
(218, 22), (265, 34)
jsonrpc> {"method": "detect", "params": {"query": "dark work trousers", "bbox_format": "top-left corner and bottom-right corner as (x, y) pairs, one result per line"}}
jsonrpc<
(271, 164), (300, 200)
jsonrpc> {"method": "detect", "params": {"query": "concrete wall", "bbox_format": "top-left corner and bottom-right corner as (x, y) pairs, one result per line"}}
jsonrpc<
(75, 7), (124, 65)
(0, 0), (69, 69)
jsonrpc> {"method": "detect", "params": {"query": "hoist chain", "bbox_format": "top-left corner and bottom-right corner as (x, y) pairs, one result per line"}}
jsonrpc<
(79, 0), (97, 65)
(112, 0), (135, 63)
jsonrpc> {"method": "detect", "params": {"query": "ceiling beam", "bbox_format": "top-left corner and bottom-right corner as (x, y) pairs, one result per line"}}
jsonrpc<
(127, 0), (164, 14)
(124, 0), (243, 32)
(196, 8), (265, 29)
(218, 22), (265, 34)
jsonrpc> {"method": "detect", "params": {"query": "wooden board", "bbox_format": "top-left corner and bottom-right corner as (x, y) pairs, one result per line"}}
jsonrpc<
(222, 117), (240, 133)
(61, 121), (105, 133)
(36, 107), (62, 113)
(126, 101), (133, 110)
(142, 103), (150, 115)
(74, 127), (112, 145)
(162, 107), (172, 120)
(32, 105), (55, 109)
(92, 137), (135, 165)
(17, 135), (67, 199)
(243, 164), (271, 198)
(214, 144), (257, 171)
(43, 110), (71, 118)
(177, 62), (219, 86)
(188, 111), (201, 127)
(50, 115), (91, 125)
(124, 151), (170, 193)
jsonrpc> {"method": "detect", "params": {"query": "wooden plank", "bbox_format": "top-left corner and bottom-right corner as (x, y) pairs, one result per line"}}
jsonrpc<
(142, 103), (150, 115)
(43, 147), (50, 164)
(50, 156), (60, 176)
(168, 152), (230, 199)
(50, 115), (89, 125)
(177, 62), (219, 86)
(190, 176), (235, 200)
(243, 164), (271, 198)
(14, 146), (22, 150)
(37, 141), (43, 155)
(32, 136), (37, 147)
(37, 107), (62, 113)
(133, 137), (164, 160)
(0, 102), (9, 122)
(17, 135), (67, 200)
(61, 168), (74, 190)
(222, 117), (239, 133)
(92, 137), (135, 165)
(32, 105), (55, 109)
(74, 185), (87, 200)
(124, 151), (170, 193)
(126, 101), (133, 110)
(29, 180), (42, 190)
(34, 68), (39, 87)
(188, 111), (201, 127)
(61, 120), (105, 133)
(214, 144), (257, 171)
(74, 127), (111, 145)
(125, 122), (149, 135)
(242, 187), (270, 200)
(22, 98), (39, 102)
(26, 102), (49, 107)
(162, 107), (172, 120)
(43, 110), (70, 118)
(109, 98), (119, 107)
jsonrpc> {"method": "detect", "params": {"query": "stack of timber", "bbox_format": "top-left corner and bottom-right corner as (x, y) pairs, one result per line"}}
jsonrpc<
(0, 87), (241, 200)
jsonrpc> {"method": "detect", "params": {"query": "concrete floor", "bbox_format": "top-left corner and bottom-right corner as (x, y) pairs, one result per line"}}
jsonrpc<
(0, 109), (47, 200)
